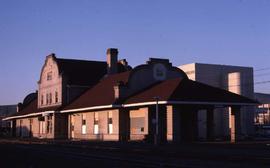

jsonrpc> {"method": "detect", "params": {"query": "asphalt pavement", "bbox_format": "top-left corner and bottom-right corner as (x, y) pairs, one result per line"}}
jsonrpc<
(0, 138), (270, 168)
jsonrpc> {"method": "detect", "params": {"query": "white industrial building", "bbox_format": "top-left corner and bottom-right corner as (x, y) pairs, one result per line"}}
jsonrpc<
(254, 93), (270, 125)
(179, 63), (254, 140)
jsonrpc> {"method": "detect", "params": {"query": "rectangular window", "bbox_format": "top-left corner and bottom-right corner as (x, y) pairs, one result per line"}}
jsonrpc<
(108, 111), (113, 134)
(94, 113), (99, 134)
(47, 115), (53, 134)
(46, 94), (48, 105)
(47, 72), (52, 80)
(81, 114), (86, 134)
(39, 121), (46, 134)
(55, 91), (58, 103)
(41, 95), (44, 105)
(49, 93), (52, 104)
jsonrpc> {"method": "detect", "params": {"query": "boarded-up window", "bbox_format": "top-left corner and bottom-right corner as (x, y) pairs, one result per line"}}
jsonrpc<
(130, 117), (145, 134)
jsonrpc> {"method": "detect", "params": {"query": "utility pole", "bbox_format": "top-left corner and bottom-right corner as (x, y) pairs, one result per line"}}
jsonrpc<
(153, 96), (159, 145)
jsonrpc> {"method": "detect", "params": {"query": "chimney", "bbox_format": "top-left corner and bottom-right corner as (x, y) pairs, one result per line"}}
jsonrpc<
(17, 103), (23, 112)
(119, 59), (128, 67)
(114, 81), (125, 100)
(107, 48), (118, 75)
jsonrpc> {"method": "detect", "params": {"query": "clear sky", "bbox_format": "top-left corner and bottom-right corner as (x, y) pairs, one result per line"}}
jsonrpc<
(0, 0), (270, 105)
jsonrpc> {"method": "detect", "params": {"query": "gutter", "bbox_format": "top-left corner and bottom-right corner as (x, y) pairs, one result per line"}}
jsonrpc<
(3, 100), (257, 121)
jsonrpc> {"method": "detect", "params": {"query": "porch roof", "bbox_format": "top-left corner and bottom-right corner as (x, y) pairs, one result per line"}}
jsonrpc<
(123, 78), (257, 106)
(3, 98), (59, 120)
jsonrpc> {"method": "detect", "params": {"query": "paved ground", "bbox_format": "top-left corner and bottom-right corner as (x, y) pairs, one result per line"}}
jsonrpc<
(0, 138), (270, 168)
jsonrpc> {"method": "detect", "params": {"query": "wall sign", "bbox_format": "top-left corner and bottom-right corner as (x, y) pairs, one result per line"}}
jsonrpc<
(153, 63), (167, 81)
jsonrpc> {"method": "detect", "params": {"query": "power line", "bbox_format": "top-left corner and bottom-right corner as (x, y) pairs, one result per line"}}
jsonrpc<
(254, 73), (270, 78)
(226, 80), (270, 88)
(254, 67), (270, 72)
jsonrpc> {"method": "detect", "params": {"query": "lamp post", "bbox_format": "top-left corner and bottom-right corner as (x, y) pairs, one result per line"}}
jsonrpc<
(153, 96), (160, 145)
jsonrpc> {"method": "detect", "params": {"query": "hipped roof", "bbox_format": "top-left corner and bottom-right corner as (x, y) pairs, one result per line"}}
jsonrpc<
(63, 73), (256, 112)
(62, 71), (131, 110)
(124, 78), (257, 105)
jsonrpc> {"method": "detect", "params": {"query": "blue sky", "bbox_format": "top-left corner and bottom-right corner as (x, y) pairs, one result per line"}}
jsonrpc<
(0, 0), (270, 105)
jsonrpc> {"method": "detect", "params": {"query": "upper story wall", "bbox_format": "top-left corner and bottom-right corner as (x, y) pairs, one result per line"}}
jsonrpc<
(38, 54), (62, 109)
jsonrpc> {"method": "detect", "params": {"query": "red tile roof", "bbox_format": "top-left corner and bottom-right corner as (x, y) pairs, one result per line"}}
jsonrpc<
(8, 74), (256, 119)
(62, 71), (131, 110)
(124, 78), (257, 104)
(6, 98), (62, 119)
(63, 76), (256, 112)
(170, 79), (256, 103)
(8, 98), (39, 118)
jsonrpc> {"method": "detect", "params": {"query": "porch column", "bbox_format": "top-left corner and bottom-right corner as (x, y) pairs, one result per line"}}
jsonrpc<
(230, 106), (241, 143)
(119, 108), (130, 142)
(11, 120), (16, 137)
(172, 105), (181, 143)
(206, 107), (215, 141)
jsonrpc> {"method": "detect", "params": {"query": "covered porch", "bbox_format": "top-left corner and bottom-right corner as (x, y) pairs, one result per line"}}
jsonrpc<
(118, 78), (257, 144)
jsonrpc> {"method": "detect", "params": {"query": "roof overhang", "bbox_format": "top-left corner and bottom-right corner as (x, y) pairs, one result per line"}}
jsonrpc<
(60, 100), (257, 113)
(3, 101), (257, 121)
(3, 110), (56, 121)
(60, 104), (122, 113)
(122, 101), (257, 108)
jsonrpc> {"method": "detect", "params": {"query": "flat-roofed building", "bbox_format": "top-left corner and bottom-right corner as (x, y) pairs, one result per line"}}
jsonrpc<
(179, 63), (255, 139)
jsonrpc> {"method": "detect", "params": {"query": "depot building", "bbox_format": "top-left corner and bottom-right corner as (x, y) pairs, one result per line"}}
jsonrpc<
(4, 48), (257, 143)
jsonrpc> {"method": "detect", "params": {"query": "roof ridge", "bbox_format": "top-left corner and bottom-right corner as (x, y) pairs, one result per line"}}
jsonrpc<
(56, 57), (106, 63)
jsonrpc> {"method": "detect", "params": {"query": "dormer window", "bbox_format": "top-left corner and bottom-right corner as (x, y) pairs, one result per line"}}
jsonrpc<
(47, 72), (52, 80)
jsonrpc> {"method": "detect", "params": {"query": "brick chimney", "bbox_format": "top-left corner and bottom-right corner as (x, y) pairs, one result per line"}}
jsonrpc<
(17, 103), (23, 112)
(114, 81), (125, 100)
(107, 48), (118, 75)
